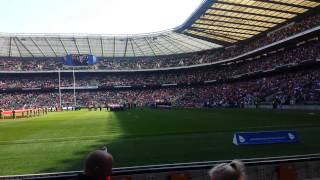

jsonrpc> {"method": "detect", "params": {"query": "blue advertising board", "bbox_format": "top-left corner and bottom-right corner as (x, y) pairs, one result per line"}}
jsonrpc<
(233, 130), (298, 145)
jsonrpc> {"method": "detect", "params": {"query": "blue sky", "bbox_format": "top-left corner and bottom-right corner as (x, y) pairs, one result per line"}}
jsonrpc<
(0, 0), (203, 34)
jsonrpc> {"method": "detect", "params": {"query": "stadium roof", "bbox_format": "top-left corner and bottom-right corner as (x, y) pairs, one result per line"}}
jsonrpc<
(177, 0), (320, 45)
(0, 31), (221, 58)
(0, 0), (319, 58)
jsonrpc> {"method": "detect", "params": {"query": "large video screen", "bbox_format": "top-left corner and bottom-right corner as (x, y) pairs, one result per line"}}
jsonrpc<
(64, 54), (97, 66)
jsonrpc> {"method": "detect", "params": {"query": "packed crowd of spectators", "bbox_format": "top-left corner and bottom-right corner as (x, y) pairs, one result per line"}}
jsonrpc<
(0, 39), (319, 89)
(0, 13), (319, 110)
(1, 68), (319, 110)
(0, 14), (318, 71)
(0, 57), (63, 71)
(98, 54), (205, 70)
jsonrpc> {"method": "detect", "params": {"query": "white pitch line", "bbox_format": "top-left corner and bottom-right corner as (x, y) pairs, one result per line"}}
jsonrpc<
(0, 134), (119, 144)
(236, 124), (320, 131)
(0, 124), (319, 145)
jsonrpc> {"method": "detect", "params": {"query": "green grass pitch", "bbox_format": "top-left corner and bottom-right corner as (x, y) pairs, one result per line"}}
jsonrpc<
(0, 108), (320, 176)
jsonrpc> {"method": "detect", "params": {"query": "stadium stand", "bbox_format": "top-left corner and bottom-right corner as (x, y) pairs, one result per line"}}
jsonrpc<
(0, 13), (319, 71)
(0, 0), (319, 179)
(0, 35), (319, 110)
(0, 39), (319, 89)
(0, 67), (319, 110)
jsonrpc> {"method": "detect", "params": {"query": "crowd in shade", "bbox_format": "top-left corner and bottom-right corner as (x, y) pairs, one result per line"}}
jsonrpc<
(0, 14), (319, 71)
(0, 39), (319, 89)
(0, 68), (319, 110)
(217, 14), (320, 59)
(88, 13), (320, 69)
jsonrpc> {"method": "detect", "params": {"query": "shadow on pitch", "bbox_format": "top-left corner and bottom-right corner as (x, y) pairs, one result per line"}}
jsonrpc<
(36, 108), (169, 173)
(36, 110), (130, 174)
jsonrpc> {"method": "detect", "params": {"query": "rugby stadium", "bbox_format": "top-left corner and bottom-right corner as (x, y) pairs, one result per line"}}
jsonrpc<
(0, 0), (320, 179)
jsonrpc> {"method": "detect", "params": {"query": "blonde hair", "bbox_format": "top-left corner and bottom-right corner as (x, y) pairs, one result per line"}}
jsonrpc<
(209, 160), (246, 180)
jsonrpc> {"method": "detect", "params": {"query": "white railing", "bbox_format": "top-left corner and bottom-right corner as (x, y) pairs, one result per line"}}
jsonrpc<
(1, 153), (320, 180)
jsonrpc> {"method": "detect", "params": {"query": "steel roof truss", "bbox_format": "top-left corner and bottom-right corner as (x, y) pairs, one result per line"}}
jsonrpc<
(190, 28), (241, 41)
(8, 37), (12, 57)
(124, 37), (129, 57)
(59, 38), (68, 55)
(45, 37), (58, 57)
(167, 35), (201, 51)
(129, 39), (136, 57)
(87, 37), (92, 55)
(16, 37), (34, 57)
(192, 26), (255, 36)
(203, 30), (250, 39)
(203, 13), (278, 24)
(30, 37), (46, 57)
(253, 0), (312, 9)
(183, 32), (231, 46)
(209, 7), (289, 20)
(154, 38), (175, 54)
(197, 18), (271, 28)
(113, 36), (116, 58)
(162, 36), (187, 53)
(73, 38), (80, 54)
(191, 25), (261, 34)
(100, 37), (104, 57)
(144, 38), (157, 56)
(216, 1), (300, 15)
(13, 37), (22, 58)
(132, 39), (145, 56)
